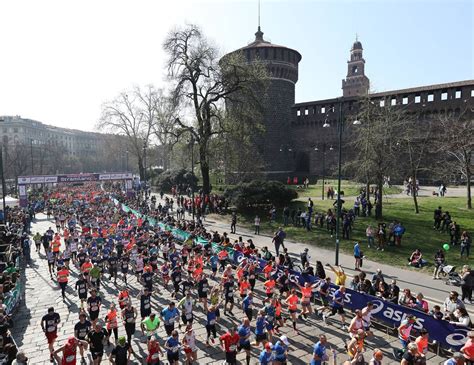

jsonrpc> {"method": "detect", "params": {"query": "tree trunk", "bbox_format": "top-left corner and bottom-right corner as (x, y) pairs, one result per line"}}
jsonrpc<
(412, 171), (419, 214)
(365, 179), (370, 201)
(200, 144), (210, 194)
(138, 157), (145, 180)
(467, 165), (472, 209)
(375, 178), (383, 220)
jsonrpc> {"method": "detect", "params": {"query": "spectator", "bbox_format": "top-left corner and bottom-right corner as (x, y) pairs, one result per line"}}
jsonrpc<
(353, 242), (362, 271)
(449, 308), (472, 328)
(414, 293), (429, 313)
(408, 249), (426, 268)
(460, 231), (472, 260)
(460, 265), (474, 303)
(366, 225), (375, 248)
(254, 215), (260, 235)
(433, 249), (446, 279)
(398, 289), (415, 308)
(444, 291), (465, 321)
(415, 328), (429, 356)
(371, 269), (384, 287)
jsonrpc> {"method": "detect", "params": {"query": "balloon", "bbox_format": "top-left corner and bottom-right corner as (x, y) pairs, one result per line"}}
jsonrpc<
(443, 243), (450, 251)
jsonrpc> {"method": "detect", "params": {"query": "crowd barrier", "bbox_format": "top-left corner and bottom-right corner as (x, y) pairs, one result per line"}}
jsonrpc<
(113, 198), (467, 352)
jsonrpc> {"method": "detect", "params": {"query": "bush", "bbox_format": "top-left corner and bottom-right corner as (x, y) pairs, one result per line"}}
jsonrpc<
(224, 180), (297, 209)
(155, 169), (198, 192)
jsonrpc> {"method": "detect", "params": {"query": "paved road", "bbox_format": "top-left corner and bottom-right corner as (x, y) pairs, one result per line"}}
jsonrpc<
(12, 212), (449, 364)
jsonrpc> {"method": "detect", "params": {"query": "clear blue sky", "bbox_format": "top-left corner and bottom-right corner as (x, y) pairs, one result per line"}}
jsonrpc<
(0, 0), (472, 130)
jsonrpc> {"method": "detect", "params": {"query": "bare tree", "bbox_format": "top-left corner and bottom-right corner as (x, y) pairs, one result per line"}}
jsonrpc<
(98, 85), (160, 180)
(398, 115), (434, 213)
(437, 109), (473, 209)
(163, 24), (268, 194)
(347, 98), (405, 219)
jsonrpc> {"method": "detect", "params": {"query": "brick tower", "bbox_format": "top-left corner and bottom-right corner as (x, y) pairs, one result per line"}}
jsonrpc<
(226, 27), (302, 178)
(342, 38), (370, 97)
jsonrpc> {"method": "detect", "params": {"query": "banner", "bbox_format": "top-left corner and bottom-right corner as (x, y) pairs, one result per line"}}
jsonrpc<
(115, 198), (467, 351)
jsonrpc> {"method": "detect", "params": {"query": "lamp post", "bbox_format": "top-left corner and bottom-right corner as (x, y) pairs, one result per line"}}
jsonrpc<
(323, 98), (360, 265)
(314, 143), (334, 200)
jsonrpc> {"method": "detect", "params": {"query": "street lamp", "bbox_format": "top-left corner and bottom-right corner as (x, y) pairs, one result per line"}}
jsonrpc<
(322, 99), (361, 265)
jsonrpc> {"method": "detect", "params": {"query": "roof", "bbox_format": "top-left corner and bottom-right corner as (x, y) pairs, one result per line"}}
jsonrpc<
(370, 79), (474, 97)
(233, 27), (302, 62)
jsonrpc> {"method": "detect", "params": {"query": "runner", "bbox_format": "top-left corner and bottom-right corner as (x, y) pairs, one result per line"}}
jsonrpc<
(146, 337), (164, 365)
(108, 336), (132, 365)
(238, 318), (252, 365)
(87, 288), (102, 325)
(105, 303), (119, 346)
(74, 312), (91, 363)
(285, 289), (299, 334)
(160, 301), (180, 336)
(121, 301), (137, 347)
(140, 313), (160, 342)
(219, 326), (239, 365)
(52, 336), (88, 365)
(178, 291), (195, 326)
(41, 307), (61, 362)
(323, 285), (347, 330)
(57, 265), (70, 301)
(87, 322), (108, 365)
(164, 329), (181, 365)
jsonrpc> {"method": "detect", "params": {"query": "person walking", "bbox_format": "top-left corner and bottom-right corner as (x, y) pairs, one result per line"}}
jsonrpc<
(254, 215), (260, 235)
(353, 242), (362, 271)
(461, 266), (474, 303)
(230, 212), (237, 234)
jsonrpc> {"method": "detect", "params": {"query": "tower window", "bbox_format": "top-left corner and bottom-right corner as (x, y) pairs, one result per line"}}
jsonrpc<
(297, 110), (301, 116)
(304, 108), (308, 116)
(471, 89), (474, 97)
(352, 65), (358, 74)
(415, 95), (421, 103)
(441, 91), (448, 100)
(380, 100), (385, 107)
(402, 97), (408, 105)
(391, 98), (397, 106)
(455, 90), (461, 99)
(428, 94), (434, 102)
(321, 107), (326, 114)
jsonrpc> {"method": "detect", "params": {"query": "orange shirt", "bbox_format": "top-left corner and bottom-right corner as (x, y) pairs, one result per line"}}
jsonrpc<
(286, 294), (299, 311)
(81, 262), (93, 273)
(51, 241), (61, 253)
(301, 287), (313, 301)
(462, 339), (474, 360)
(57, 269), (69, 283)
(106, 310), (118, 329)
(415, 336), (428, 354)
(275, 301), (282, 316)
(264, 279), (275, 294)
(239, 281), (250, 295)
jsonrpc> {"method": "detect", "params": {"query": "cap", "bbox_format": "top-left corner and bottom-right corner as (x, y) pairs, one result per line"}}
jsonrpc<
(265, 342), (273, 350)
(118, 336), (126, 346)
(280, 335), (289, 346)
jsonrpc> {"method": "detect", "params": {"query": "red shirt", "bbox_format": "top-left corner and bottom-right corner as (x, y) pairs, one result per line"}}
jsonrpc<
(220, 332), (239, 352)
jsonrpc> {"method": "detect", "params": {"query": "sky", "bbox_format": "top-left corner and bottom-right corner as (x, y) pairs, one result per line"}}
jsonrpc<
(0, 0), (472, 131)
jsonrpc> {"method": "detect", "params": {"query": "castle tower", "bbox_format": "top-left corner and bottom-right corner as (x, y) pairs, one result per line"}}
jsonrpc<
(342, 38), (370, 97)
(226, 27), (302, 177)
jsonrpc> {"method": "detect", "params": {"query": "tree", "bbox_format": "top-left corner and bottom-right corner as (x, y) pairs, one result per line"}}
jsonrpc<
(98, 85), (161, 180)
(347, 98), (405, 219)
(437, 109), (473, 209)
(163, 24), (268, 194)
(398, 114), (434, 213)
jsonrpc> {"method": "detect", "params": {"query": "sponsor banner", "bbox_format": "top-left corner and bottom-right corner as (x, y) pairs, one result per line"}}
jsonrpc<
(30, 176), (45, 184)
(45, 176), (58, 183)
(58, 173), (99, 183)
(18, 176), (30, 184)
(99, 174), (111, 181)
(115, 198), (465, 351)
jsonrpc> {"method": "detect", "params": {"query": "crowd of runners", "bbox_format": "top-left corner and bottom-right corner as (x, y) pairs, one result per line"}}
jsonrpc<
(12, 183), (470, 364)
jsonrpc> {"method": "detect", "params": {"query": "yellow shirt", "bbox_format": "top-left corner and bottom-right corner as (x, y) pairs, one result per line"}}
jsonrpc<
(335, 271), (347, 286)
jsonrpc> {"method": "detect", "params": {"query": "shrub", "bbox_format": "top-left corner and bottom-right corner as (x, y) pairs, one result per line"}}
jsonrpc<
(155, 169), (198, 192)
(224, 180), (297, 209)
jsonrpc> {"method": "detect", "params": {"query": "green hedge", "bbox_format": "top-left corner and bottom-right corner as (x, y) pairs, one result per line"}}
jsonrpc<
(154, 169), (198, 192)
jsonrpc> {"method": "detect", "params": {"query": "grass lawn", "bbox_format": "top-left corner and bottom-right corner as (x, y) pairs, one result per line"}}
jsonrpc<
(230, 196), (473, 271)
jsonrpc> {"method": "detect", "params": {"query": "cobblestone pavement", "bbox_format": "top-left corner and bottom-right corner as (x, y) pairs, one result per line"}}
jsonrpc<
(11, 213), (449, 364)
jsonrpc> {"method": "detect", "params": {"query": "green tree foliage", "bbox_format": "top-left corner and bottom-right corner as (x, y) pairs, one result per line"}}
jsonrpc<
(155, 169), (198, 192)
(224, 180), (297, 209)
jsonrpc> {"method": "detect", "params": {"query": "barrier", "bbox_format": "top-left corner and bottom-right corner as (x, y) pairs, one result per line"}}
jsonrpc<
(113, 197), (467, 352)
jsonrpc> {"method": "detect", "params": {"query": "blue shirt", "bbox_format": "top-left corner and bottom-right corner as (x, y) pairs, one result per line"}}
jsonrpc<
(238, 324), (251, 345)
(242, 295), (252, 311)
(255, 316), (266, 335)
(274, 341), (287, 361)
(161, 307), (179, 325)
(207, 311), (217, 326)
(259, 350), (273, 365)
(310, 341), (326, 365)
(165, 336), (179, 355)
(332, 289), (344, 309)
(210, 255), (218, 268)
(354, 244), (360, 257)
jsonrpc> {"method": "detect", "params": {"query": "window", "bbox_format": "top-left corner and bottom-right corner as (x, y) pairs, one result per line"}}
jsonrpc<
(13, 128), (18, 133)
(352, 65), (358, 74)
(415, 95), (421, 103)
(321, 106), (326, 114)
(304, 108), (308, 116)
(427, 94), (434, 102)
(441, 91), (448, 100)
(297, 110), (301, 116)
(402, 97), (408, 105)
(379, 100), (385, 107)
(455, 90), (461, 99)
(471, 89), (474, 97)
(391, 98), (397, 106)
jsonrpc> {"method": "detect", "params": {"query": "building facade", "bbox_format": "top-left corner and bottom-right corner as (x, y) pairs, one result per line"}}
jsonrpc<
(227, 28), (474, 179)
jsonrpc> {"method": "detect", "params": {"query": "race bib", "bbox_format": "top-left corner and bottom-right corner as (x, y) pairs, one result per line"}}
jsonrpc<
(127, 318), (134, 323)
(186, 313), (193, 319)
(66, 355), (75, 362)
(168, 318), (174, 324)
(47, 326), (56, 332)
(209, 319), (216, 325)
(229, 345), (237, 352)
(144, 303), (150, 309)
(151, 353), (159, 360)
(79, 288), (86, 294)
(91, 305), (98, 311)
